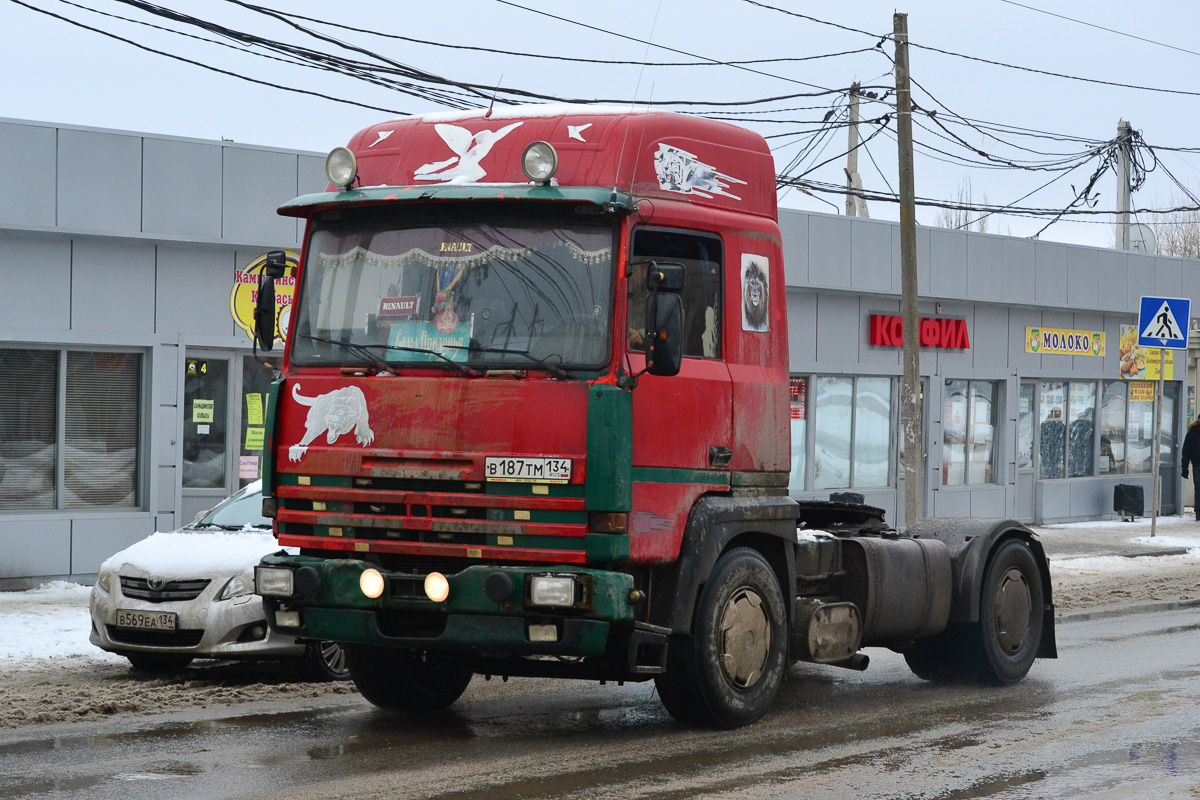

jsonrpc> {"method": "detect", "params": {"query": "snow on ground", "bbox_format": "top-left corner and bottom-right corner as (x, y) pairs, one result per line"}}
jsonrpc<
(0, 581), (121, 664)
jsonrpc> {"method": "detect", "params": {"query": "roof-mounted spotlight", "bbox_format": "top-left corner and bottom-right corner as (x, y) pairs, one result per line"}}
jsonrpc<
(522, 141), (559, 185)
(325, 146), (358, 190)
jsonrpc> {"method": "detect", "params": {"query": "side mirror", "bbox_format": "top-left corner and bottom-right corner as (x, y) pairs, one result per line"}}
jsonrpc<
(254, 273), (276, 352)
(264, 250), (288, 280)
(646, 262), (685, 292)
(645, 291), (683, 376)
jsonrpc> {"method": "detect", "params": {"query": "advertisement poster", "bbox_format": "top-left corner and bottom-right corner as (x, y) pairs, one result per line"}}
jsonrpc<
(1119, 324), (1174, 380)
(1025, 327), (1105, 356)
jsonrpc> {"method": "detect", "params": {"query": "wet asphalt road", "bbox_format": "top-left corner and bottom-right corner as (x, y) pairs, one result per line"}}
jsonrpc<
(3, 607), (1199, 800)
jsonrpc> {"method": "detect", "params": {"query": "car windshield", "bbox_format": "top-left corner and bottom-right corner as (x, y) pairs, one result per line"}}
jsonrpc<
(290, 213), (615, 371)
(193, 482), (270, 530)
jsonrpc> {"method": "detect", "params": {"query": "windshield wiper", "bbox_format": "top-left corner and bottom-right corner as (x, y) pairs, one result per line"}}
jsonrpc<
(444, 344), (570, 379)
(383, 345), (481, 377)
(299, 334), (398, 375)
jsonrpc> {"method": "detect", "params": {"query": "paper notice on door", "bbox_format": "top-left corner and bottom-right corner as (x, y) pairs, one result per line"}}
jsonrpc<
(246, 393), (264, 426)
(239, 455), (259, 479)
(245, 427), (265, 451)
(192, 398), (215, 423)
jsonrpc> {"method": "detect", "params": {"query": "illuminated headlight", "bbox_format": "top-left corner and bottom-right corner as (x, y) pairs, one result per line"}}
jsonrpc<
(424, 571), (450, 603)
(96, 569), (113, 593)
(217, 573), (252, 601)
(521, 141), (558, 184)
(255, 566), (294, 597)
(530, 575), (576, 607)
(325, 146), (358, 189)
(360, 568), (385, 599)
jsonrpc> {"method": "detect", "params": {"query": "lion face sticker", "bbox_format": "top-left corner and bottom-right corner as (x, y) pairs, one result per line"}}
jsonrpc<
(288, 384), (375, 462)
(741, 254), (770, 333)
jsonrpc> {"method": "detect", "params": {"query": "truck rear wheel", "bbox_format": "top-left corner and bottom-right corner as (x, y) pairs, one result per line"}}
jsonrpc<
(904, 538), (1042, 685)
(655, 547), (786, 728)
(347, 646), (472, 710)
(969, 537), (1042, 684)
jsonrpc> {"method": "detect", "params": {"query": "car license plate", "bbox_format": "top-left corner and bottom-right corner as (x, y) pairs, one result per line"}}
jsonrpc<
(116, 609), (177, 631)
(485, 457), (571, 483)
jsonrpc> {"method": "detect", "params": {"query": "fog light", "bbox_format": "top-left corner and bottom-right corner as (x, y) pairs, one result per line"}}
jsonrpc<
(360, 568), (385, 599)
(424, 571), (450, 603)
(275, 610), (300, 628)
(325, 146), (358, 189)
(528, 623), (558, 642)
(530, 575), (576, 607)
(521, 141), (558, 184)
(255, 566), (294, 597)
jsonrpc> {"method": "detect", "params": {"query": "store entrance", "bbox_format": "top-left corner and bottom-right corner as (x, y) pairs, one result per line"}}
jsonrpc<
(180, 352), (276, 523)
(1015, 382), (1035, 523)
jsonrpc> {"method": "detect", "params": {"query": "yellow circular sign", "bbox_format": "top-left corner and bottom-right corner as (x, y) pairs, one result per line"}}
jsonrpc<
(230, 251), (300, 345)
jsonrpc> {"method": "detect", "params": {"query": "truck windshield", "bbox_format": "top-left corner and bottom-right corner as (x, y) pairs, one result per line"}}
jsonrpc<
(291, 217), (615, 372)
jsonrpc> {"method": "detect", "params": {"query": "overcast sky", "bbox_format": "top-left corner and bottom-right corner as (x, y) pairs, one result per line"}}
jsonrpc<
(3, 0), (1199, 248)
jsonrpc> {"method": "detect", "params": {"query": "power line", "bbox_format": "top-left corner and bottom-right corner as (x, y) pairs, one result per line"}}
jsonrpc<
(996, 0), (1200, 61)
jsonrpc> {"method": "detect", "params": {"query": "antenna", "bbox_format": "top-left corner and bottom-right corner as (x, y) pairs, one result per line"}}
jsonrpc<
(485, 74), (504, 118)
(610, 0), (664, 205)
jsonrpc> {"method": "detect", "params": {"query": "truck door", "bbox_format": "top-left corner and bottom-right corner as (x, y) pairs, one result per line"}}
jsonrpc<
(626, 228), (732, 472)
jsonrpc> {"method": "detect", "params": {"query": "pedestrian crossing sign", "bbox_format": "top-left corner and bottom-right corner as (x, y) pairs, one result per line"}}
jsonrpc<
(1138, 296), (1191, 349)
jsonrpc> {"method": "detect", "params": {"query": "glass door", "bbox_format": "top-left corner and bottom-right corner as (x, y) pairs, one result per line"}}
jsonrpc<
(1015, 382), (1035, 522)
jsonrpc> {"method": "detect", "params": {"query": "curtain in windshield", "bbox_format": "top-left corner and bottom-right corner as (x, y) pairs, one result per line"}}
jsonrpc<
(293, 223), (614, 370)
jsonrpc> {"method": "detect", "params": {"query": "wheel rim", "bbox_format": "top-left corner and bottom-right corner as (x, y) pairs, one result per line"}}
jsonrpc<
(320, 641), (348, 676)
(993, 566), (1032, 654)
(718, 587), (771, 689)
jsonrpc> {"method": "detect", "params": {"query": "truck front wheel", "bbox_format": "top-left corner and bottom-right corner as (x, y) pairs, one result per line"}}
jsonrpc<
(347, 647), (472, 710)
(655, 547), (787, 728)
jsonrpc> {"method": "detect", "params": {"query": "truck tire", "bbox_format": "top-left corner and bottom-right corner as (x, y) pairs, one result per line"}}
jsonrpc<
(968, 537), (1043, 684)
(655, 547), (787, 728)
(347, 646), (472, 710)
(904, 538), (1042, 685)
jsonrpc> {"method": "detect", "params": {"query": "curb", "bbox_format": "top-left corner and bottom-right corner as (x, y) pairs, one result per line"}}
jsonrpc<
(1049, 547), (1192, 562)
(1057, 597), (1200, 623)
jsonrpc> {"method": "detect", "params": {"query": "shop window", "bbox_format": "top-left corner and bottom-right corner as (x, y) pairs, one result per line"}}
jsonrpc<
(1099, 381), (1126, 474)
(1127, 382), (1155, 474)
(0, 348), (142, 511)
(810, 375), (893, 491)
(1038, 382), (1066, 479)
(239, 357), (277, 488)
(943, 380), (997, 485)
(628, 229), (722, 358)
(1067, 382), (1097, 478)
(1017, 383), (1035, 470)
(788, 378), (806, 492)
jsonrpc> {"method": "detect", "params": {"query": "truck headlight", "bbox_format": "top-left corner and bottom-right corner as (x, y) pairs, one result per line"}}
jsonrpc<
(529, 575), (576, 607)
(255, 566), (294, 597)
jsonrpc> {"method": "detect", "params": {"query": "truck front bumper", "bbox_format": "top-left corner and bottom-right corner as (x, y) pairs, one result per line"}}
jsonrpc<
(256, 554), (638, 659)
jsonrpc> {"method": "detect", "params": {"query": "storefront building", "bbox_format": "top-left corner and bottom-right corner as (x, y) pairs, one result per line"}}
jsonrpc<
(0, 118), (323, 588)
(781, 211), (1200, 529)
(2, 117), (1197, 585)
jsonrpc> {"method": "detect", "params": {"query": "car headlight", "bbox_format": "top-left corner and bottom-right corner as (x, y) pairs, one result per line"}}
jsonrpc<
(255, 566), (294, 597)
(96, 569), (112, 593)
(529, 575), (577, 607)
(217, 573), (252, 601)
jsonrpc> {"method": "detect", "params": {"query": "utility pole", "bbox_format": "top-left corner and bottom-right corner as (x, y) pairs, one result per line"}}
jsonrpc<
(1116, 119), (1132, 251)
(895, 12), (923, 529)
(845, 82), (868, 218)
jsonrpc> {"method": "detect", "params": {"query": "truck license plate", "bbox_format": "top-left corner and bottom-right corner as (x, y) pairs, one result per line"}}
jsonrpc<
(116, 609), (177, 631)
(485, 457), (571, 483)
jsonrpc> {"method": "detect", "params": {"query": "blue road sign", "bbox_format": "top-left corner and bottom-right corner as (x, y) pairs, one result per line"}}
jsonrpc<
(1138, 296), (1191, 349)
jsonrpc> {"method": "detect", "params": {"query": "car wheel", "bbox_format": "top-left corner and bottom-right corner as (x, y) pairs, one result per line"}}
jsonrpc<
(347, 646), (472, 710)
(126, 653), (193, 673)
(302, 640), (350, 682)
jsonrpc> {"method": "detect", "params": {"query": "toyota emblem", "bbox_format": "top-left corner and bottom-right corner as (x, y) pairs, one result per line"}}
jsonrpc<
(146, 577), (165, 591)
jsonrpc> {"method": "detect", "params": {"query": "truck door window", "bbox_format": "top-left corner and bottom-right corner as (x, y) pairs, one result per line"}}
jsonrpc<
(629, 230), (722, 359)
